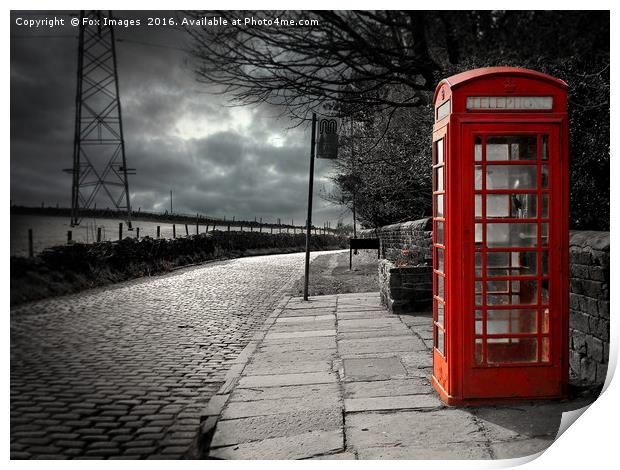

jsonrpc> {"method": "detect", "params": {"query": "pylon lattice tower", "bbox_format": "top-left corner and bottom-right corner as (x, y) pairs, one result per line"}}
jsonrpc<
(67, 10), (133, 228)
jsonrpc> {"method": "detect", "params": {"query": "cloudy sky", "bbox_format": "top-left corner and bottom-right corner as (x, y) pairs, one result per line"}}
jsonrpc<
(10, 10), (347, 226)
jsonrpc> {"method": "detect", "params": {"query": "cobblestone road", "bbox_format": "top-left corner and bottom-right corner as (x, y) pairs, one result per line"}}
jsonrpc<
(10, 251), (326, 459)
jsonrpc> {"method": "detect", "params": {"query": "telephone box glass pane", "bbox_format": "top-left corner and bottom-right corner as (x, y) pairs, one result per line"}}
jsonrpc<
(487, 251), (537, 277)
(475, 137), (482, 161)
(436, 300), (444, 326)
(436, 274), (445, 299)
(475, 310), (483, 334)
(486, 136), (536, 161)
(475, 252), (482, 277)
(542, 165), (549, 188)
(435, 167), (444, 191)
(487, 280), (538, 305)
(542, 280), (549, 304)
(475, 338), (483, 365)
(435, 194), (444, 217)
(436, 248), (444, 272)
(541, 223), (549, 245)
(475, 165), (483, 189)
(487, 338), (538, 363)
(436, 328), (445, 355)
(487, 193), (537, 219)
(486, 223), (537, 247)
(541, 193), (549, 218)
(487, 309), (537, 334)
(542, 308), (550, 333)
(436, 139), (444, 164)
(486, 165), (537, 189)
(475, 194), (482, 218)
(436, 222), (444, 245)
(542, 337), (550, 362)
(541, 251), (549, 275)
(542, 135), (549, 160)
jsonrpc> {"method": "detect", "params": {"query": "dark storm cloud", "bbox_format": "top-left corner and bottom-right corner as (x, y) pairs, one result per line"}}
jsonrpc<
(10, 10), (347, 226)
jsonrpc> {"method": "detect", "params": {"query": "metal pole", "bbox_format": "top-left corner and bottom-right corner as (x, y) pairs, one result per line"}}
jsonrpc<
(28, 229), (33, 258)
(303, 113), (317, 301)
(97, 227), (102, 242)
(118, 223), (122, 240)
(157, 226), (160, 238)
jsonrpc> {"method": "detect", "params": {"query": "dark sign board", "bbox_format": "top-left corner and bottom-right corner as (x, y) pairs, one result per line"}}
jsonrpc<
(316, 117), (339, 159)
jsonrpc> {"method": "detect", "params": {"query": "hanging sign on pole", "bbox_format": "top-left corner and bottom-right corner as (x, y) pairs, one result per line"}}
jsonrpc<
(304, 113), (340, 301)
(316, 116), (339, 159)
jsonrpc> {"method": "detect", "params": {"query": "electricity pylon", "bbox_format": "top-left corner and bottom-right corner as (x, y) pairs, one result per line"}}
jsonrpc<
(66, 10), (134, 228)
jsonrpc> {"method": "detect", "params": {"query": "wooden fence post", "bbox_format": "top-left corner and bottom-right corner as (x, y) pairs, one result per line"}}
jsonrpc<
(28, 229), (33, 257)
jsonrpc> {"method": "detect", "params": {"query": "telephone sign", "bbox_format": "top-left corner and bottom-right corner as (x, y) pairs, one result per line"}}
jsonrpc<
(316, 117), (339, 159)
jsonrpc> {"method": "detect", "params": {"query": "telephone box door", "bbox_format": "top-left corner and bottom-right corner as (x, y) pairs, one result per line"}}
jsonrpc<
(462, 123), (565, 399)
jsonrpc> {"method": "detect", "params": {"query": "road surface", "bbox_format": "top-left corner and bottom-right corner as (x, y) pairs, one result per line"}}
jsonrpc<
(10, 251), (333, 459)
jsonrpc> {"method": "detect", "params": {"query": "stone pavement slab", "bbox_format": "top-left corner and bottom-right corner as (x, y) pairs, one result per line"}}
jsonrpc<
(209, 429), (344, 460)
(204, 292), (592, 460)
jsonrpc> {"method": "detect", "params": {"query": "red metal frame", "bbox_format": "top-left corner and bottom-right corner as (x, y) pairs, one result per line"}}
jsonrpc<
(431, 68), (569, 405)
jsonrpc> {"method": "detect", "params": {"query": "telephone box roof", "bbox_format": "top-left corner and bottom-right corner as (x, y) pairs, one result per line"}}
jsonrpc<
(433, 67), (568, 104)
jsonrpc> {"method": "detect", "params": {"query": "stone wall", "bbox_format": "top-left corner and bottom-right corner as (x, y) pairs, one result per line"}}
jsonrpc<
(359, 218), (432, 263)
(569, 230), (610, 387)
(379, 260), (432, 314)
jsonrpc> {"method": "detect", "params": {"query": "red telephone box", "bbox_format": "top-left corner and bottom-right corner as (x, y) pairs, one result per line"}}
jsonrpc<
(431, 67), (569, 405)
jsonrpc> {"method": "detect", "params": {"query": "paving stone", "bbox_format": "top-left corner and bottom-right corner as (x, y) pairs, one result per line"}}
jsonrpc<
(275, 315), (334, 324)
(489, 437), (554, 459)
(244, 360), (333, 376)
(269, 321), (335, 333)
(231, 383), (340, 402)
(344, 379), (430, 399)
(343, 357), (406, 381)
(251, 349), (337, 363)
(346, 410), (484, 450)
(208, 429), (344, 460)
(280, 308), (336, 318)
(211, 408), (343, 447)
(222, 393), (341, 419)
(472, 404), (563, 440)
(337, 318), (405, 332)
(339, 335), (428, 356)
(238, 372), (337, 388)
(345, 394), (443, 412)
(265, 330), (336, 340)
(357, 442), (492, 459)
(400, 351), (433, 370)
(308, 451), (357, 460)
(259, 336), (336, 353)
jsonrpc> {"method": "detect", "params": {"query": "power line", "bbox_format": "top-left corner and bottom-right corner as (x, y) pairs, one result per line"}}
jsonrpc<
(115, 37), (190, 53)
(11, 34), (77, 39)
